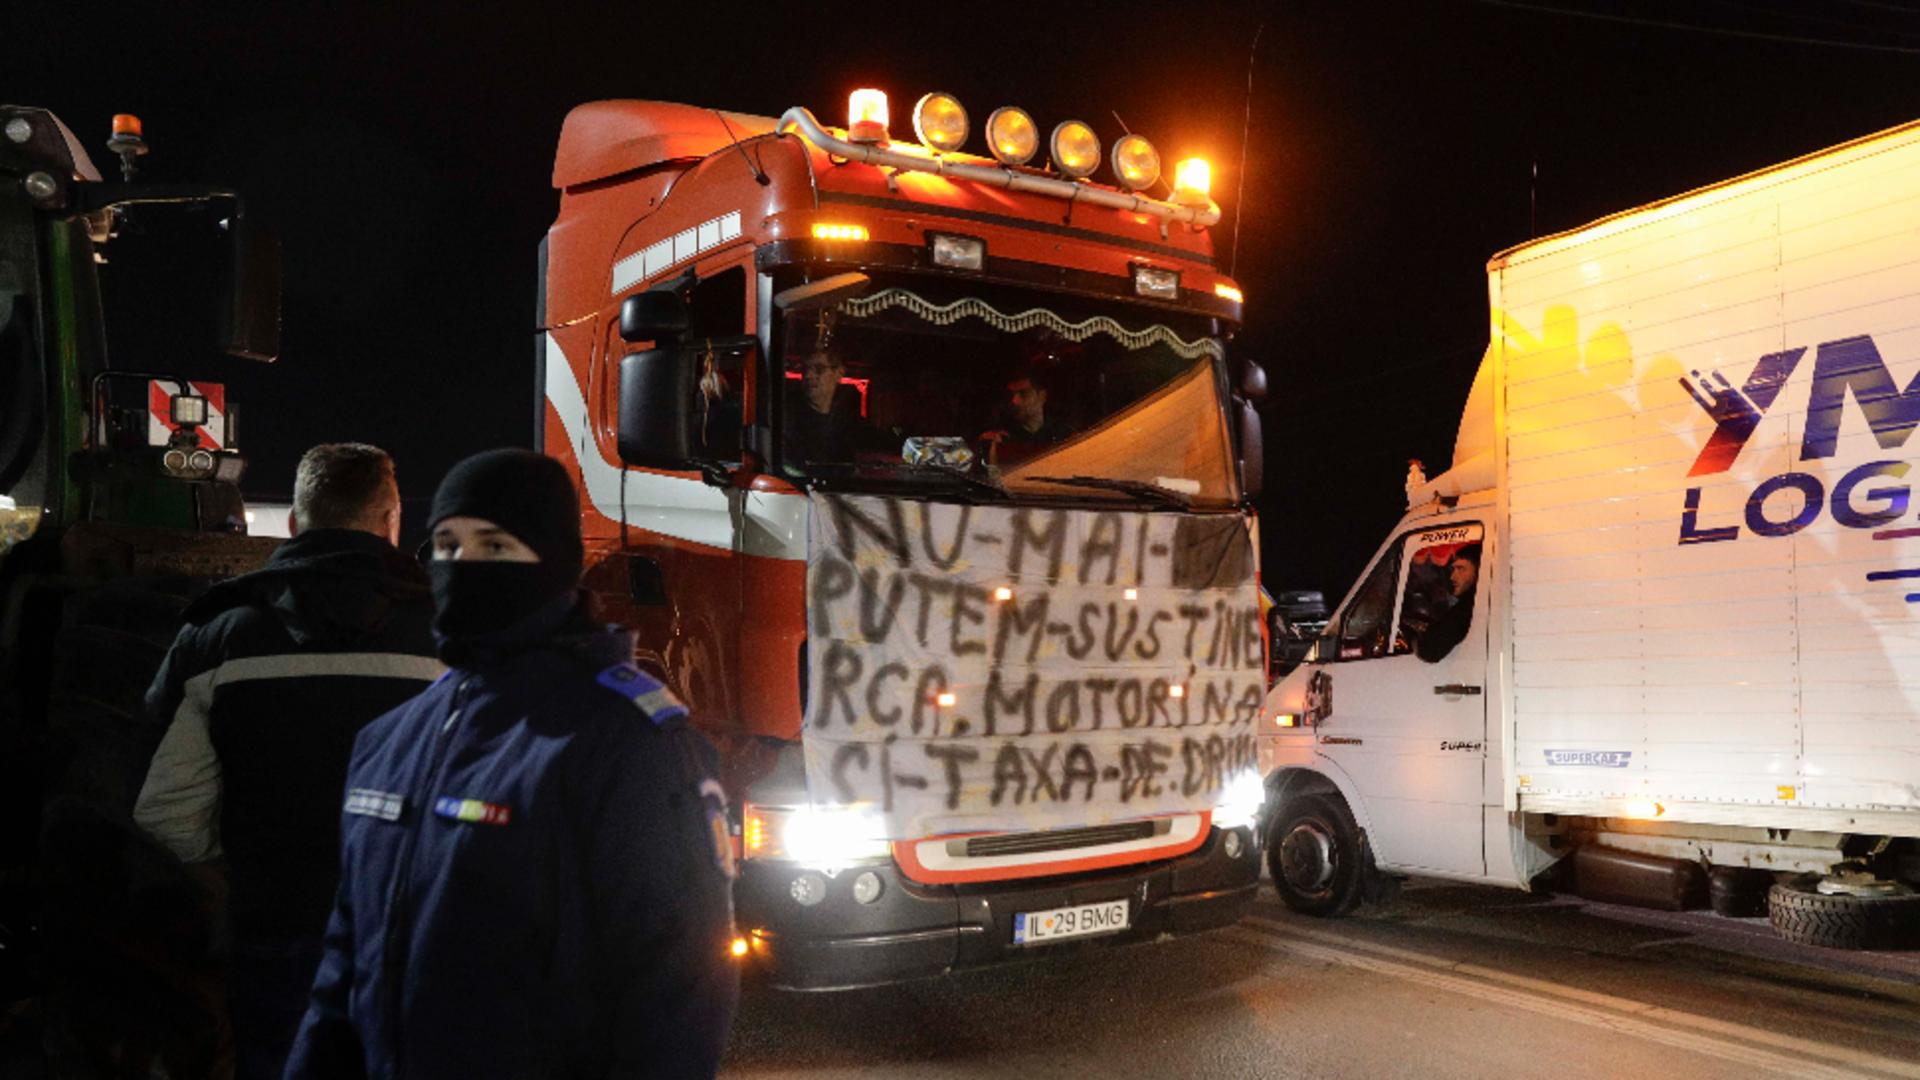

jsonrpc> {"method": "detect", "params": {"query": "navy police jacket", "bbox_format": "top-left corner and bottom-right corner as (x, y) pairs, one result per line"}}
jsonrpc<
(284, 625), (738, 1079)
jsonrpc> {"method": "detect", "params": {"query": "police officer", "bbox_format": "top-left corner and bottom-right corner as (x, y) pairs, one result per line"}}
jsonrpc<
(285, 449), (738, 1079)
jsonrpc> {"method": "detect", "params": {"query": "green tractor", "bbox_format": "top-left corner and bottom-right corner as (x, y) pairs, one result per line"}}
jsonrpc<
(1, 105), (283, 1064)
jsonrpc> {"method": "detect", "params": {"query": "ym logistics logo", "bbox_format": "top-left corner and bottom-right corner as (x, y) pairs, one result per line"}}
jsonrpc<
(1678, 334), (1920, 544)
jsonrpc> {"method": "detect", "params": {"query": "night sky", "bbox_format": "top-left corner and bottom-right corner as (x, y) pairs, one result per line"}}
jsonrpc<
(11, 0), (1920, 600)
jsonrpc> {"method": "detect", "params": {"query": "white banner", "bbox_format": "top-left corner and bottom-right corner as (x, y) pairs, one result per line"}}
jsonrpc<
(804, 494), (1263, 838)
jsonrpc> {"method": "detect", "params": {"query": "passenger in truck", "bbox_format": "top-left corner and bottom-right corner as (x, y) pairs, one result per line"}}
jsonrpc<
(783, 348), (894, 465)
(979, 366), (1074, 464)
(1416, 543), (1480, 662)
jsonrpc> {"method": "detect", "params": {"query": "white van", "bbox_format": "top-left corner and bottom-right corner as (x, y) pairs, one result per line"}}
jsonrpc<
(1260, 119), (1920, 948)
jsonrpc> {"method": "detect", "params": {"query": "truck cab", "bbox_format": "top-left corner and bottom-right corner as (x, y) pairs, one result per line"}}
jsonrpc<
(541, 91), (1270, 987)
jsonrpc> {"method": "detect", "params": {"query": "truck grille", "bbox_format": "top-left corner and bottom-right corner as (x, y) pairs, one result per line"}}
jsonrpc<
(956, 820), (1162, 858)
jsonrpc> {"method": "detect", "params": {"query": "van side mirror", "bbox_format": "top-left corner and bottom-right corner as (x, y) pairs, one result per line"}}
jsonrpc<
(617, 348), (696, 468)
(620, 290), (690, 343)
(219, 215), (280, 361)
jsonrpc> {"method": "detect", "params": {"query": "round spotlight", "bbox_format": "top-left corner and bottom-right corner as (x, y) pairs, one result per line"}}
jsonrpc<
(1111, 133), (1161, 191)
(789, 873), (827, 906)
(1049, 120), (1101, 179)
(913, 92), (969, 153)
(1223, 828), (1245, 860)
(188, 449), (215, 474)
(986, 107), (1038, 166)
(852, 871), (884, 905)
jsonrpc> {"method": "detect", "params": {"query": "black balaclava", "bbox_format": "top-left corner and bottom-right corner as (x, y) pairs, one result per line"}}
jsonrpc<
(425, 449), (585, 664)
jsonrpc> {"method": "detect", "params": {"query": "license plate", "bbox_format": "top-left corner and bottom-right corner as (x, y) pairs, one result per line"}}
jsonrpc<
(1013, 899), (1130, 945)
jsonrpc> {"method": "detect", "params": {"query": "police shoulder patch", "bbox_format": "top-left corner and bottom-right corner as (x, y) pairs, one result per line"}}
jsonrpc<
(595, 663), (689, 725)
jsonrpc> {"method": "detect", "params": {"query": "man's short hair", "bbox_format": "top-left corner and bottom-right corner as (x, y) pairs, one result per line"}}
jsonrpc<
(293, 443), (397, 530)
(1453, 543), (1482, 567)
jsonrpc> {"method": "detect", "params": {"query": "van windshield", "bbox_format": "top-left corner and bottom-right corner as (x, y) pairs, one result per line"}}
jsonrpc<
(775, 277), (1238, 507)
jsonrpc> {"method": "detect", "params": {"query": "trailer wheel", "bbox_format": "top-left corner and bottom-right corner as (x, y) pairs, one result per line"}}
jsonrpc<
(1267, 794), (1363, 916)
(1768, 877), (1920, 950)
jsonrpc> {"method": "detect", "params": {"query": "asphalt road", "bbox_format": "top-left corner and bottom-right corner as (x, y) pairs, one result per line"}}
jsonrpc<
(721, 879), (1920, 1079)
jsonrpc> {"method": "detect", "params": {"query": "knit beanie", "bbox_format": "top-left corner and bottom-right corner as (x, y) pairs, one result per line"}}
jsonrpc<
(427, 449), (584, 589)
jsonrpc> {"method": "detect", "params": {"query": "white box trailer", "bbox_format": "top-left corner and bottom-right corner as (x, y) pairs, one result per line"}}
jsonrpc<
(1260, 119), (1920, 947)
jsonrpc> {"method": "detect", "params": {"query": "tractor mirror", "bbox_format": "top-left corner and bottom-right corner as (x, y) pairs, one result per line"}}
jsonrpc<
(219, 215), (280, 361)
(620, 290), (690, 343)
(617, 348), (697, 468)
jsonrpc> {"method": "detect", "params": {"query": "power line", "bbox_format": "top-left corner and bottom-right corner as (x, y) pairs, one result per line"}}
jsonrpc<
(1471, 0), (1920, 54)
(1697, 0), (1920, 43)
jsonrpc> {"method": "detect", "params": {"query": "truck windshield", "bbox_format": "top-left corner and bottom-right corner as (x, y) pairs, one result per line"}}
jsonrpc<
(776, 276), (1238, 507)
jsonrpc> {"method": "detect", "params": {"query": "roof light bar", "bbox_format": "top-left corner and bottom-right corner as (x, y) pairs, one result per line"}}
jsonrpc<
(776, 106), (1221, 228)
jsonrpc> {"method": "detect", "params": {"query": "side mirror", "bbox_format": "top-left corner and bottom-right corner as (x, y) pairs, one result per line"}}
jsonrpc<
(1307, 633), (1337, 664)
(1239, 358), (1268, 404)
(1237, 397), (1263, 500)
(620, 290), (690, 343)
(617, 348), (696, 468)
(219, 215), (280, 361)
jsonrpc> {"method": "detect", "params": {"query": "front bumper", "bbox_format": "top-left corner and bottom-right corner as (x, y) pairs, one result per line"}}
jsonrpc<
(735, 825), (1261, 990)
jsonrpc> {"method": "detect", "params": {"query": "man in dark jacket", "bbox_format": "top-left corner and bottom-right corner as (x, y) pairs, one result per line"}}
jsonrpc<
(285, 448), (738, 1080)
(133, 443), (441, 1080)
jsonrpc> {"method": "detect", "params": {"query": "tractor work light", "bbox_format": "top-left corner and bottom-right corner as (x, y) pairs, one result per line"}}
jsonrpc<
(170, 394), (209, 427)
(929, 232), (984, 270)
(1132, 264), (1180, 300)
(913, 92), (969, 153)
(812, 222), (869, 242)
(1173, 157), (1212, 207)
(1111, 133), (1160, 191)
(986, 106), (1038, 165)
(848, 88), (890, 143)
(1049, 120), (1101, 178)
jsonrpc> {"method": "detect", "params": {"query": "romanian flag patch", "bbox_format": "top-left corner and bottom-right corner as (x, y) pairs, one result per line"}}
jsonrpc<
(433, 796), (512, 827)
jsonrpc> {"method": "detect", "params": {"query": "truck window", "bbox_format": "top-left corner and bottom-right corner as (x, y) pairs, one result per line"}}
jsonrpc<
(1397, 523), (1483, 663)
(1335, 538), (1404, 660)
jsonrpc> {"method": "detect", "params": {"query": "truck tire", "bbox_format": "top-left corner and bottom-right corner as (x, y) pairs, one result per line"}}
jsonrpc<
(1768, 877), (1920, 950)
(1267, 794), (1363, 917)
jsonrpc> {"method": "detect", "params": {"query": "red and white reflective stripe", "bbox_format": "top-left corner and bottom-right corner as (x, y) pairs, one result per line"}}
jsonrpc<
(893, 812), (1207, 885)
(148, 380), (225, 449)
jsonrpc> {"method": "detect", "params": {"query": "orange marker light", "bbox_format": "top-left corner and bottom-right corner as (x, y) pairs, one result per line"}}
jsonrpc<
(1168, 684), (1186, 699)
(1173, 157), (1212, 206)
(1276, 713), (1298, 728)
(112, 114), (143, 137)
(1123, 588), (1139, 601)
(993, 586), (1014, 602)
(1215, 283), (1244, 304)
(936, 691), (957, 708)
(730, 936), (750, 958)
(811, 222), (869, 242)
(848, 89), (890, 143)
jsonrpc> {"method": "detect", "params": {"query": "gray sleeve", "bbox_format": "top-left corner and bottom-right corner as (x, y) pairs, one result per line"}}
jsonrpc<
(133, 667), (223, 862)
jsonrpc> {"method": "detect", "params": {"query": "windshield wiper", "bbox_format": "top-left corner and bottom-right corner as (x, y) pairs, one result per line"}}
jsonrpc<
(1023, 475), (1194, 509)
(913, 464), (1008, 500)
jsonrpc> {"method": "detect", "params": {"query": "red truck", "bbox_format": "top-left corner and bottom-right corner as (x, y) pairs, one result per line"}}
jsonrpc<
(539, 89), (1271, 988)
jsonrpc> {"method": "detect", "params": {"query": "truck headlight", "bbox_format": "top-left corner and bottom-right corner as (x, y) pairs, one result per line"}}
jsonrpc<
(742, 803), (891, 869)
(1212, 770), (1266, 831)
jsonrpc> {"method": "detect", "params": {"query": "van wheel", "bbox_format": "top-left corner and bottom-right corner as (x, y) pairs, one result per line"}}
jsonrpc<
(1267, 794), (1363, 916)
(1768, 876), (1920, 950)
